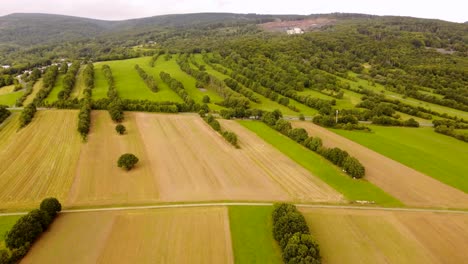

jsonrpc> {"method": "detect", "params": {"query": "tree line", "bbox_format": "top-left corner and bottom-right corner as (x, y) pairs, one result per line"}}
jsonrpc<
(58, 62), (80, 100)
(159, 71), (194, 105)
(101, 65), (124, 123)
(433, 120), (468, 143)
(0, 198), (61, 264)
(177, 54), (250, 109)
(272, 203), (321, 264)
(33, 65), (59, 105)
(201, 113), (239, 148)
(77, 63), (94, 139)
(16, 69), (41, 107)
(262, 110), (365, 179)
(0, 105), (11, 125)
(135, 64), (158, 92)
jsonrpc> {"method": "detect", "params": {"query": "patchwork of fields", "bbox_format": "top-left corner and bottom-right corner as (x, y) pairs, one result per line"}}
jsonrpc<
(1, 54), (467, 263)
(293, 121), (468, 208)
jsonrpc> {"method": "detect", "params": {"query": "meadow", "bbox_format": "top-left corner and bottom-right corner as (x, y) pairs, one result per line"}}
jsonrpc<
(44, 74), (65, 103)
(229, 206), (282, 264)
(333, 125), (468, 194)
(0, 85), (23, 106)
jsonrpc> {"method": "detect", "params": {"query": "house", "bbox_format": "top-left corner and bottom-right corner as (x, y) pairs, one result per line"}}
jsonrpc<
(1, 65), (11, 69)
(286, 27), (304, 35)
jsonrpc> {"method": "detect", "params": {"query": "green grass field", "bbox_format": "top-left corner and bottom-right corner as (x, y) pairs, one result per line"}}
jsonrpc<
(228, 206), (282, 264)
(92, 64), (110, 100)
(239, 121), (401, 206)
(193, 54), (318, 116)
(0, 215), (21, 249)
(94, 57), (184, 103)
(147, 55), (224, 110)
(70, 66), (87, 99)
(44, 74), (65, 103)
(0, 88), (23, 107)
(332, 125), (468, 193)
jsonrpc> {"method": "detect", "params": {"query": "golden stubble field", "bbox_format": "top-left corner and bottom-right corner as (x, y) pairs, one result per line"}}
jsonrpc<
(293, 121), (468, 208)
(21, 207), (234, 264)
(135, 113), (343, 203)
(301, 208), (468, 264)
(0, 110), (82, 210)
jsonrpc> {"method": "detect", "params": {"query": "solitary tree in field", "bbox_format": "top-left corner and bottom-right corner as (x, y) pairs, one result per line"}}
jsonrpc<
(115, 124), (126, 135)
(118, 153), (139, 171)
(202, 95), (210, 103)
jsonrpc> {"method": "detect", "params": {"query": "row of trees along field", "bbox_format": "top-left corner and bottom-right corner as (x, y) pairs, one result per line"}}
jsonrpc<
(18, 66), (59, 128)
(58, 62), (80, 100)
(433, 120), (468, 143)
(200, 112), (239, 148)
(16, 69), (41, 107)
(177, 54), (251, 108)
(0, 105), (11, 125)
(273, 203), (321, 264)
(77, 63), (94, 139)
(0, 198), (62, 264)
(262, 110), (365, 178)
(102, 65), (124, 123)
(134, 64), (158, 92)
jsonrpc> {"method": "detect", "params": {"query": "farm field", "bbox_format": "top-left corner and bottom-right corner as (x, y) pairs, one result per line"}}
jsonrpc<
(23, 79), (43, 105)
(0, 112), (19, 150)
(44, 74), (65, 103)
(94, 57), (184, 103)
(229, 206), (282, 264)
(0, 85), (23, 106)
(66, 110), (158, 207)
(0, 110), (82, 210)
(22, 207), (234, 264)
(0, 215), (21, 249)
(239, 120), (401, 206)
(301, 208), (468, 264)
(70, 66), (87, 99)
(330, 125), (468, 194)
(136, 113), (342, 203)
(293, 121), (468, 208)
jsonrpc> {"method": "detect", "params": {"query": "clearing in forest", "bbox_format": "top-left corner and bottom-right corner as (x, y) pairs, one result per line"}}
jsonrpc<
(302, 208), (468, 264)
(294, 122), (468, 208)
(135, 113), (342, 203)
(0, 110), (82, 210)
(22, 207), (234, 264)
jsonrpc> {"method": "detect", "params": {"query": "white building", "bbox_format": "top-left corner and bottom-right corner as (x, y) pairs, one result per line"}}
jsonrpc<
(286, 27), (304, 35)
(1, 65), (11, 69)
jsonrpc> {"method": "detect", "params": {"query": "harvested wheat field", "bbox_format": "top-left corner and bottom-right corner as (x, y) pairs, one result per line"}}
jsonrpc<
(67, 111), (158, 206)
(293, 121), (468, 208)
(0, 110), (81, 210)
(135, 113), (343, 203)
(301, 208), (468, 264)
(22, 207), (234, 264)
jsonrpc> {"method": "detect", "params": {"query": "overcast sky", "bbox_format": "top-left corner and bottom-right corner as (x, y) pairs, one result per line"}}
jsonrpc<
(0, 0), (466, 23)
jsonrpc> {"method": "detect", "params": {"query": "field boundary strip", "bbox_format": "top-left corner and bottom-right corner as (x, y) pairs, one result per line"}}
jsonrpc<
(2, 202), (468, 216)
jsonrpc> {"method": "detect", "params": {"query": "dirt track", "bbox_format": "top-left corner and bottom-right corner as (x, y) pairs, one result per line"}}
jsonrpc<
(22, 207), (234, 264)
(293, 121), (468, 208)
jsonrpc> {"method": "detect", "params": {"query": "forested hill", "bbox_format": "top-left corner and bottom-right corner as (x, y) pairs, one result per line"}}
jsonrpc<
(0, 12), (303, 46)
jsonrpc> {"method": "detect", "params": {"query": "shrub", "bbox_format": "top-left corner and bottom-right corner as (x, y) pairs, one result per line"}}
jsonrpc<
(288, 128), (308, 143)
(116, 124), (126, 135)
(118, 153), (139, 171)
(343, 156), (366, 179)
(40, 197), (62, 218)
(202, 95), (210, 103)
(299, 114), (305, 121)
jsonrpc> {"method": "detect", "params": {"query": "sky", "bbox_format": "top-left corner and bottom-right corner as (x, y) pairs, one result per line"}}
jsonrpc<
(0, 0), (466, 23)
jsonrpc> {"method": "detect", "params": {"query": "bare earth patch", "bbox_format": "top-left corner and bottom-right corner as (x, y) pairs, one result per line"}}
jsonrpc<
(22, 207), (234, 264)
(135, 113), (343, 203)
(301, 208), (468, 264)
(293, 122), (468, 208)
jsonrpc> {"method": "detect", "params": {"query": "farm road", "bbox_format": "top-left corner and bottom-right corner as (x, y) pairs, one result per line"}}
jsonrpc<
(1, 202), (468, 216)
